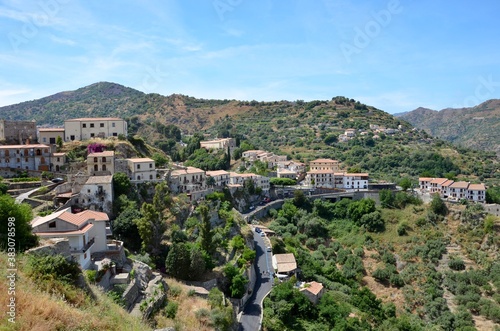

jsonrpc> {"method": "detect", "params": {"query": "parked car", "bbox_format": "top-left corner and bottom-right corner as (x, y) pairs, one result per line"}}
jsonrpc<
(51, 177), (64, 183)
(260, 232), (266, 237)
(255, 227), (262, 233)
(266, 246), (272, 252)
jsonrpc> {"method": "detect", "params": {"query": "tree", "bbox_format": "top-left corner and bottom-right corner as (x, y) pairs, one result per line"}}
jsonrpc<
(379, 189), (395, 208)
(429, 194), (448, 216)
(348, 198), (376, 222)
(0, 194), (38, 251)
(151, 152), (168, 168)
(113, 172), (131, 197)
(112, 205), (142, 252)
(398, 177), (412, 191)
(198, 203), (214, 256)
(56, 136), (63, 150)
(358, 211), (385, 232)
(136, 183), (171, 259)
(165, 242), (191, 279)
(0, 182), (8, 195)
(323, 134), (338, 145)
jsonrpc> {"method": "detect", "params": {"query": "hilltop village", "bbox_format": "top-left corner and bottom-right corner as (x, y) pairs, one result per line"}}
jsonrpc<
(1, 116), (499, 331)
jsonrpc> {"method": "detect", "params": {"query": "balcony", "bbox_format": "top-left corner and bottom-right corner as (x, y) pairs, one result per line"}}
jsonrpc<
(107, 239), (123, 251)
(70, 237), (95, 253)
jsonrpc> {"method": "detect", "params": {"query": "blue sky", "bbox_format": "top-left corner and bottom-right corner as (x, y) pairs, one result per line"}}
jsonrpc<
(1, 0), (500, 113)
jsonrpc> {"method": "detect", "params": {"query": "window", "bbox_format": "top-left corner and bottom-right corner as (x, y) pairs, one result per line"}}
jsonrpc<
(70, 135), (75, 141)
(94, 157), (98, 162)
(90, 123), (94, 128)
(87, 189), (90, 193)
(25, 158), (28, 162)
(112, 132), (117, 136)
(102, 164), (107, 171)
(48, 221), (56, 228)
(100, 123), (104, 127)
(102, 157), (106, 162)
(90, 133), (95, 137)
(83, 124), (87, 128)
(57, 157), (60, 162)
(17, 158), (20, 162)
(137, 164), (141, 169)
(150, 175), (153, 180)
(84, 253), (87, 259)
(112, 123), (116, 127)
(43, 137), (46, 142)
(149, 163), (153, 168)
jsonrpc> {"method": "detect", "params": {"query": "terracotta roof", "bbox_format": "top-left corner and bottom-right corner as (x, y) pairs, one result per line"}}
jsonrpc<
(450, 181), (469, 189)
(65, 117), (124, 121)
(38, 128), (65, 132)
(35, 223), (94, 237)
(301, 281), (324, 295)
(419, 177), (434, 181)
(344, 173), (369, 177)
(278, 169), (296, 174)
(0, 144), (50, 149)
(441, 180), (454, 187)
(171, 166), (204, 176)
(430, 178), (448, 185)
(32, 208), (108, 229)
(85, 175), (113, 184)
(88, 151), (114, 157)
(310, 158), (339, 163)
(274, 253), (297, 273)
(206, 170), (230, 176)
(52, 152), (66, 156)
(468, 183), (486, 191)
(127, 158), (153, 162)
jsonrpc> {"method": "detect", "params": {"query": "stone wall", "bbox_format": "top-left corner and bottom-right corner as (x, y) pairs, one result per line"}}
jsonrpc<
(26, 238), (72, 259)
(485, 204), (500, 217)
(122, 278), (139, 310)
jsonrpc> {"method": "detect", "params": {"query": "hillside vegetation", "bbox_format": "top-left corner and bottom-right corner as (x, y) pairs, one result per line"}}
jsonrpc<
(1, 82), (498, 185)
(398, 100), (500, 155)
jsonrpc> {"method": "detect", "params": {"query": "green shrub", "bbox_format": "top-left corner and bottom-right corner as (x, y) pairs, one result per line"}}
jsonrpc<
(26, 254), (81, 284)
(449, 258), (466, 271)
(165, 301), (179, 318)
(85, 270), (97, 283)
(169, 284), (182, 298)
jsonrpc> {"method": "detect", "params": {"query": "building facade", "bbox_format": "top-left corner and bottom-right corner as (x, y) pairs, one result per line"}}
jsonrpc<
(31, 208), (109, 269)
(77, 175), (114, 215)
(309, 158), (340, 172)
(87, 151), (115, 176)
(38, 128), (65, 145)
(206, 170), (230, 188)
(64, 118), (127, 141)
(169, 166), (206, 194)
(127, 158), (156, 182)
(419, 177), (487, 203)
(0, 144), (51, 171)
(0, 120), (37, 144)
(200, 138), (236, 153)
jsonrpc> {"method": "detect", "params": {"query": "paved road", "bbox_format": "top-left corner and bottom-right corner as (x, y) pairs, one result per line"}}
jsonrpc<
(15, 187), (42, 204)
(238, 231), (273, 331)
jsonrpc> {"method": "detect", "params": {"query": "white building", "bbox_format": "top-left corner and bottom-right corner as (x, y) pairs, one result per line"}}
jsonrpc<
(87, 151), (115, 176)
(467, 183), (486, 203)
(127, 158), (156, 182)
(206, 170), (230, 188)
(277, 168), (296, 179)
(64, 117), (127, 141)
(31, 208), (110, 269)
(77, 175), (114, 215)
(343, 173), (369, 190)
(229, 172), (270, 193)
(169, 166), (206, 194)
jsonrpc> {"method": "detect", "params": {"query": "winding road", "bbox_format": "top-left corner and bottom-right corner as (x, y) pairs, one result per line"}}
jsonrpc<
(238, 230), (273, 331)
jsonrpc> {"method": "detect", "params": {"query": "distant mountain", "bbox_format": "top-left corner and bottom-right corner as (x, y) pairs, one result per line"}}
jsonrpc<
(398, 100), (500, 154)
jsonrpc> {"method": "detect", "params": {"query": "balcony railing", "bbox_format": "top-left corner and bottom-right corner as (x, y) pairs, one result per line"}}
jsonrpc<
(70, 237), (95, 253)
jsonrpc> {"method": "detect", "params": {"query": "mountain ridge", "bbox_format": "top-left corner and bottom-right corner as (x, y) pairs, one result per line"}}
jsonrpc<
(398, 100), (500, 154)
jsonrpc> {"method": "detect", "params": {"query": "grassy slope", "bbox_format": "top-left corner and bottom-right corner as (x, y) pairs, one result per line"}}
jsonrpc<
(0, 253), (151, 331)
